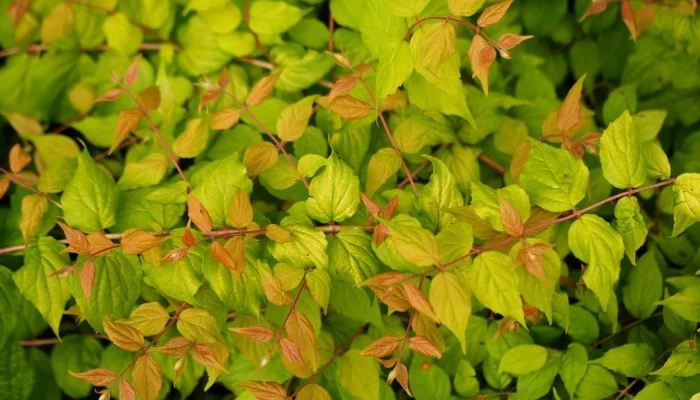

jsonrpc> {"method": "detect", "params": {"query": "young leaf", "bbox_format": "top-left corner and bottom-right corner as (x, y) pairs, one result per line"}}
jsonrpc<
(187, 193), (213, 234)
(557, 75), (586, 135)
(477, 0), (514, 27)
(177, 308), (222, 344)
(429, 271), (472, 352)
(408, 336), (442, 359)
(247, 73), (280, 106)
(120, 229), (162, 255)
(361, 336), (401, 358)
(174, 118), (209, 159)
(229, 326), (274, 343)
(366, 148), (401, 198)
(599, 111), (646, 189)
(112, 109), (141, 154)
(152, 336), (192, 357)
(68, 368), (117, 386)
(133, 355), (162, 400)
(209, 108), (242, 130)
(237, 381), (287, 400)
(80, 261), (97, 305)
(103, 317), (145, 352)
(319, 95), (374, 120)
(306, 153), (360, 223)
(124, 302), (170, 337)
(193, 343), (228, 372)
(468, 35), (496, 96)
(9, 144), (31, 173)
(471, 252), (525, 325)
(613, 196), (647, 264)
(244, 142), (279, 177)
(19, 194), (48, 241)
(277, 96), (317, 142)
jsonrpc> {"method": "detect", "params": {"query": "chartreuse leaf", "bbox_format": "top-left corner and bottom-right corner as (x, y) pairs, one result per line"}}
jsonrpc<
(498, 344), (548, 375)
(560, 343), (588, 398)
(622, 251), (662, 319)
(270, 218), (328, 270)
(327, 228), (380, 284)
(470, 252), (525, 325)
(656, 283), (700, 322)
(430, 270), (471, 352)
(50, 336), (103, 398)
(0, 267), (19, 349)
(470, 182), (530, 232)
(0, 343), (35, 400)
(613, 196), (648, 264)
(386, 0), (430, 16)
(643, 141), (671, 181)
(510, 239), (560, 323)
(671, 173), (700, 237)
(376, 41), (413, 101)
(634, 382), (679, 400)
(599, 110), (646, 189)
(13, 237), (71, 336)
(449, 0), (484, 16)
(574, 364), (617, 400)
(592, 343), (655, 377)
(191, 154), (253, 226)
(652, 343), (700, 377)
(384, 217), (441, 267)
(61, 150), (119, 233)
(520, 139), (589, 212)
(103, 13), (143, 55)
(568, 215), (624, 310)
(420, 156), (463, 231)
(336, 350), (380, 400)
(366, 148), (401, 198)
(306, 153), (360, 223)
(249, 1), (306, 35)
(409, 358), (451, 400)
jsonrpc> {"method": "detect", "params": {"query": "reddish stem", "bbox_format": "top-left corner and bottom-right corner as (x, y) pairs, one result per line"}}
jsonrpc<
(0, 167), (62, 208)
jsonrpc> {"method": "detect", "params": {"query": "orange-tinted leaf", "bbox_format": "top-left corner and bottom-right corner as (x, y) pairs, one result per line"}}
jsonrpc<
(468, 35), (496, 96)
(243, 142), (279, 177)
(225, 237), (246, 271)
(133, 355), (162, 400)
(57, 221), (90, 255)
(97, 88), (123, 103)
(360, 193), (381, 216)
(161, 247), (189, 263)
(210, 241), (238, 272)
(229, 188), (254, 229)
(361, 336), (401, 358)
(80, 260), (97, 304)
(563, 140), (585, 158)
(261, 271), (293, 305)
(280, 337), (306, 366)
(581, 133), (601, 155)
(329, 75), (359, 99)
(199, 90), (221, 111)
(477, 0), (514, 27)
(388, 362), (412, 397)
(285, 311), (317, 364)
(218, 68), (230, 88)
(229, 325), (275, 343)
(247, 73), (280, 106)
(48, 265), (76, 279)
(408, 336), (442, 359)
(404, 281), (437, 321)
(374, 285), (411, 311)
(497, 34), (534, 58)
(120, 229), (162, 255)
(182, 227), (196, 247)
(68, 368), (117, 386)
(321, 95), (374, 120)
(9, 144), (31, 173)
(265, 224), (294, 243)
(120, 380), (137, 400)
(111, 109), (142, 154)
(557, 75), (586, 135)
(152, 336), (191, 357)
(0, 178), (10, 199)
(103, 317), (145, 352)
(360, 272), (405, 288)
(510, 141), (531, 184)
(237, 381), (287, 400)
(125, 56), (140, 86)
(621, 0), (638, 41)
(515, 242), (554, 282)
(635, 4), (655, 36)
(86, 232), (114, 256)
(580, 0), (609, 21)
(187, 193), (213, 234)
(193, 343), (228, 372)
(498, 194), (524, 237)
(210, 107), (242, 130)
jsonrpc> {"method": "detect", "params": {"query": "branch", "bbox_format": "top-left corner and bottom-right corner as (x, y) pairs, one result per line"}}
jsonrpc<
(410, 178), (677, 280)
(589, 311), (663, 348)
(119, 81), (190, 185)
(21, 333), (105, 346)
(478, 153), (506, 176)
(242, 0), (272, 62)
(0, 167), (62, 208)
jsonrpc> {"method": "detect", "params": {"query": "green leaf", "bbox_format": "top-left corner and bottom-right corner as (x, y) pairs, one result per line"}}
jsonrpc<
(0, 344), (35, 400)
(249, 1), (306, 35)
(366, 148), (401, 198)
(306, 268), (330, 314)
(633, 110), (667, 141)
(336, 350), (380, 400)
(622, 251), (662, 319)
(429, 271), (472, 352)
(327, 228), (380, 284)
(448, 0), (484, 16)
(657, 283), (700, 322)
(672, 173), (700, 237)
(453, 360), (479, 397)
(385, 218), (441, 267)
(436, 221), (473, 264)
(386, 0), (430, 16)
(560, 343), (588, 398)
(643, 141), (671, 180)
(516, 352), (562, 399)
(613, 196), (648, 264)
(635, 382), (679, 400)
(177, 308), (222, 344)
(409, 360), (451, 400)
(376, 41), (414, 101)
(599, 110), (646, 189)
(394, 113), (456, 155)
(520, 139), (589, 212)
(567, 305), (599, 346)
(0, 267), (19, 349)
(568, 215), (624, 309)
(470, 252), (525, 325)
(117, 153), (168, 191)
(191, 154), (253, 226)
(277, 96), (317, 142)
(50, 336), (103, 398)
(498, 344), (548, 375)
(592, 343), (654, 377)
(61, 150), (119, 233)
(70, 251), (143, 332)
(574, 364), (617, 400)
(652, 345), (700, 377)
(470, 182), (530, 232)
(174, 118), (210, 159)
(270, 221), (329, 270)
(306, 153), (360, 223)
(103, 13), (143, 55)
(13, 237), (71, 336)
(419, 156), (464, 231)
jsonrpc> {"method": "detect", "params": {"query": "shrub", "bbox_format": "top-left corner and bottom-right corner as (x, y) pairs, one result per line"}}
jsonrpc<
(1, 0), (699, 399)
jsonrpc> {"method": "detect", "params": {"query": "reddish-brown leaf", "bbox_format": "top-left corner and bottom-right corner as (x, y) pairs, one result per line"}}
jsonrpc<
(515, 242), (555, 282)
(388, 362), (412, 397)
(498, 194), (524, 237)
(199, 89), (221, 112)
(360, 272), (405, 288)
(120, 229), (162, 255)
(57, 221), (90, 255)
(229, 325), (275, 343)
(187, 193), (213, 234)
(261, 271), (293, 306)
(497, 34), (534, 58)
(80, 260), (97, 304)
(209, 107), (242, 130)
(247, 72), (280, 106)
(468, 35), (496, 96)
(374, 285), (411, 311)
(477, 0), (514, 27)
(161, 248), (189, 263)
(96, 88), (123, 103)
(580, 0), (609, 21)
(280, 337), (306, 366)
(557, 75), (586, 135)
(360, 193), (381, 216)
(182, 227), (196, 247)
(192, 343), (228, 372)
(408, 335), (442, 359)
(103, 317), (145, 352)
(360, 336), (401, 358)
(69, 368), (117, 386)
(0, 178), (10, 200)
(321, 95), (373, 120)
(125, 56), (141, 86)
(581, 133), (601, 155)
(621, 0), (638, 41)
(329, 75), (359, 99)
(137, 86), (161, 111)
(120, 380), (137, 400)
(152, 336), (192, 357)
(218, 68), (230, 88)
(9, 144), (31, 173)
(111, 109), (142, 154)
(133, 355), (162, 400)
(635, 4), (655, 37)
(86, 232), (114, 257)
(404, 281), (437, 321)
(48, 265), (76, 279)
(210, 241), (238, 272)
(237, 381), (287, 400)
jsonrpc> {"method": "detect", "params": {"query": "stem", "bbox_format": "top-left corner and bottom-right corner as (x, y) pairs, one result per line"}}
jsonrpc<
(243, 0), (272, 62)
(404, 16), (500, 49)
(113, 302), (189, 384)
(217, 87), (311, 190)
(262, 277), (309, 366)
(470, 391), (515, 400)
(328, 11), (335, 52)
(0, 167), (62, 208)
(397, 277), (425, 359)
(120, 82), (190, 185)
(478, 153), (506, 176)
(589, 311), (663, 348)
(289, 324), (366, 398)
(21, 333), (105, 346)
(410, 178), (677, 280)
(0, 43), (168, 59)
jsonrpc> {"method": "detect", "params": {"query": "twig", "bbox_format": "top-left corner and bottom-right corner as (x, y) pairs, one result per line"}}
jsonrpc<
(21, 333), (105, 346)
(289, 324), (367, 398)
(0, 167), (62, 208)
(589, 311), (663, 348)
(242, 0), (272, 62)
(469, 391), (515, 400)
(478, 153), (506, 176)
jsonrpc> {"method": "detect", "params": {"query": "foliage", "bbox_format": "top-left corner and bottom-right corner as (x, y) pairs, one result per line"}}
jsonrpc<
(1, 0), (700, 399)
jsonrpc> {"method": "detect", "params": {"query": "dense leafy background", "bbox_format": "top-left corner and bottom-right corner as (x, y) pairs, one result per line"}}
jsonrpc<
(1, 0), (700, 399)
